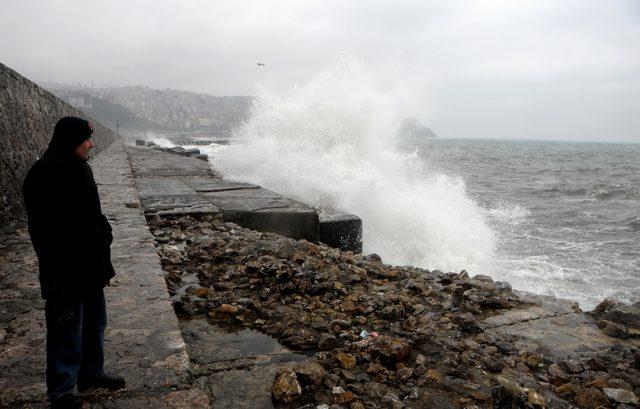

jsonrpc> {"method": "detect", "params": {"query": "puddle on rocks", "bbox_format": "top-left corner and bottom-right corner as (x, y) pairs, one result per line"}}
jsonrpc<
(179, 317), (306, 366)
(179, 317), (308, 409)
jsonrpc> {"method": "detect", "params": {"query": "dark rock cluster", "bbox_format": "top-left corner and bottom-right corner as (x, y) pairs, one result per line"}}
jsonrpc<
(590, 299), (640, 340)
(149, 214), (640, 408)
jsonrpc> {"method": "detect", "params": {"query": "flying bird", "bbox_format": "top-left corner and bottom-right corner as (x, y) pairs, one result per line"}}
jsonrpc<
(257, 62), (266, 67)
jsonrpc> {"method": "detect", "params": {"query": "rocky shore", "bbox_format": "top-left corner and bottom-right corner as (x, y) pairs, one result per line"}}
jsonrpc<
(149, 214), (640, 409)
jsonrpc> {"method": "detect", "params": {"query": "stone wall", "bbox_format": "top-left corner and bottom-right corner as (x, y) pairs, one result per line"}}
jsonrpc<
(0, 62), (119, 226)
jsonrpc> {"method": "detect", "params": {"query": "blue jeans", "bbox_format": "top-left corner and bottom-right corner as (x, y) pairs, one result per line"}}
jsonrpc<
(45, 288), (106, 399)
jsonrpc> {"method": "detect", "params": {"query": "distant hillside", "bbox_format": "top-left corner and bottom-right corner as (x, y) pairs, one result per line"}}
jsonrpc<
(44, 83), (253, 138)
(398, 118), (439, 140)
(47, 90), (170, 135)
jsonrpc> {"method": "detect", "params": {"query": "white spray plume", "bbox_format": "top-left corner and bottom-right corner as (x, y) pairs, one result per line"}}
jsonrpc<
(213, 58), (496, 272)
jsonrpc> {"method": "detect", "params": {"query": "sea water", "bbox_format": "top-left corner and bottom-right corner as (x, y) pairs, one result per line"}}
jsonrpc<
(415, 139), (640, 310)
(189, 62), (639, 311)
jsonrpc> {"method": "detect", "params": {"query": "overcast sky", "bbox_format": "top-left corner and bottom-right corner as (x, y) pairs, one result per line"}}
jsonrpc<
(1, 0), (639, 142)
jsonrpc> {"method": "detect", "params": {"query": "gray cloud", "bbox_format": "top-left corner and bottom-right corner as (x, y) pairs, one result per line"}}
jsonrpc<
(1, 0), (638, 142)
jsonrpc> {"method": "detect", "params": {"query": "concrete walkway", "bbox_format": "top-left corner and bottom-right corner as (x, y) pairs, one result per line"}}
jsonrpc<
(125, 145), (319, 242)
(92, 141), (192, 396)
(0, 140), (204, 408)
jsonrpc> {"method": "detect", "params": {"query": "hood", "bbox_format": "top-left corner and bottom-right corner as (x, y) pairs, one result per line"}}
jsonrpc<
(45, 116), (94, 157)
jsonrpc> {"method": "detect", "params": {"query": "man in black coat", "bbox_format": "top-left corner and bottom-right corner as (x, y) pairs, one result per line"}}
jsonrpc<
(22, 116), (124, 408)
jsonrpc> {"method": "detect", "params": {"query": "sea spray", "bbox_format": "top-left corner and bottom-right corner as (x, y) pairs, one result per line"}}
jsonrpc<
(210, 60), (497, 272)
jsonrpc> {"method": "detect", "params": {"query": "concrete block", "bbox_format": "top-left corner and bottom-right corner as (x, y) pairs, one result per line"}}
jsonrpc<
(169, 147), (187, 156)
(139, 195), (220, 216)
(224, 209), (319, 242)
(135, 177), (195, 197)
(184, 148), (200, 156)
(136, 139), (146, 146)
(180, 177), (258, 193)
(319, 210), (363, 253)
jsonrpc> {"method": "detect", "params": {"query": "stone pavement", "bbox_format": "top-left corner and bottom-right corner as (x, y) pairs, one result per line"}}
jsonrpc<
(0, 227), (46, 407)
(0, 140), (206, 408)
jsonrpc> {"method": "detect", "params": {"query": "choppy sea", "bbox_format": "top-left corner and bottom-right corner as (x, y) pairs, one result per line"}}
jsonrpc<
(412, 138), (640, 310)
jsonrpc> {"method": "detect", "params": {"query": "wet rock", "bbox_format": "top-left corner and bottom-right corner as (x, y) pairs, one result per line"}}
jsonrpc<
(364, 253), (382, 262)
(336, 352), (356, 370)
(470, 388), (492, 401)
(495, 375), (527, 400)
(369, 336), (411, 369)
(426, 369), (443, 383)
(162, 388), (210, 409)
(364, 382), (389, 399)
(483, 356), (503, 373)
(463, 338), (481, 351)
(418, 389), (456, 408)
(592, 299), (640, 329)
(318, 333), (338, 351)
(193, 287), (210, 298)
(379, 305), (404, 320)
(293, 361), (327, 387)
(575, 387), (609, 408)
(527, 390), (546, 408)
(585, 378), (609, 389)
(396, 366), (413, 381)
(339, 369), (357, 382)
(456, 315), (483, 333)
(159, 245), (185, 263)
(382, 392), (403, 409)
(332, 386), (356, 404)
(608, 378), (633, 391)
(525, 353), (544, 368)
(219, 304), (238, 314)
(554, 383), (576, 397)
(602, 388), (638, 405)
(273, 368), (302, 403)
(559, 359), (584, 374)
(311, 317), (329, 331)
(586, 356), (608, 372)
(598, 319), (629, 339)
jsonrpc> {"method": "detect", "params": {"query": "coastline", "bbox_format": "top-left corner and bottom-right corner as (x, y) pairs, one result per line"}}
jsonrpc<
(2, 142), (639, 408)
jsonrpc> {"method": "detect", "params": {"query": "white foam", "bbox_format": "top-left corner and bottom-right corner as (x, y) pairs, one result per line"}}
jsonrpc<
(205, 59), (497, 272)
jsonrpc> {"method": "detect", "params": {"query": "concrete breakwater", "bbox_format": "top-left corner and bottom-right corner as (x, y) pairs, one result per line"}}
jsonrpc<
(127, 143), (363, 253)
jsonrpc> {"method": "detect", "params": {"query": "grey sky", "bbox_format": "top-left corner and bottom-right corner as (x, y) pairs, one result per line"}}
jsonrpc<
(1, 0), (639, 142)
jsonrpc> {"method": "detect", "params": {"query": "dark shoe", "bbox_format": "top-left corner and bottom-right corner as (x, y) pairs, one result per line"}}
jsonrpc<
(50, 393), (83, 409)
(77, 373), (125, 392)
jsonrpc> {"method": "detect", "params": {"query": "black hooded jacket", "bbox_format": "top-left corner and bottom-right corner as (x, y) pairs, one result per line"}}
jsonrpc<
(22, 118), (115, 299)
